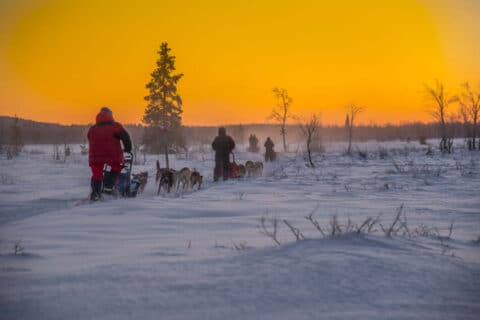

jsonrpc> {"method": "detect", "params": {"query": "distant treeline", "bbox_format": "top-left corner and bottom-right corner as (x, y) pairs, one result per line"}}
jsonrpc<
(0, 116), (467, 147)
(0, 116), (144, 145)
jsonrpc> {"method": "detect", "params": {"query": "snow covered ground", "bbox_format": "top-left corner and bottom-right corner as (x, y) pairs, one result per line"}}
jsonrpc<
(1, 140), (479, 319)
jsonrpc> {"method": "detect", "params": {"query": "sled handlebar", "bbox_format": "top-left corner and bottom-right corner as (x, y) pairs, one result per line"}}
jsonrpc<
(123, 151), (133, 162)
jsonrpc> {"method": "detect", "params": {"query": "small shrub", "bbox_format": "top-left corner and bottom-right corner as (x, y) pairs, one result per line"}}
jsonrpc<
(426, 146), (433, 156)
(378, 147), (389, 159)
(80, 144), (88, 155)
(412, 224), (439, 238)
(391, 160), (444, 178)
(258, 213), (280, 246)
(357, 150), (368, 160)
(260, 205), (456, 257)
(456, 159), (477, 177)
(231, 240), (251, 250)
(473, 236), (480, 245)
(283, 219), (305, 241)
(379, 204), (409, 237)
(235, 192), (246, 200)
(14, 240), (24, 256)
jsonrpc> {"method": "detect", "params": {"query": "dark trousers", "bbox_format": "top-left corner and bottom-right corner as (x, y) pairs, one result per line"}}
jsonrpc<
(265, 150), (275, 162)
(90, 163), (121, 192)
(214, 159), (229, 181)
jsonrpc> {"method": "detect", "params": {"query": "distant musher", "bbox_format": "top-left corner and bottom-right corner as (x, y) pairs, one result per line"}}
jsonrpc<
(87, 107), (132, 200)
(264, 137), (276, 162)
(212, 127), (235, 181)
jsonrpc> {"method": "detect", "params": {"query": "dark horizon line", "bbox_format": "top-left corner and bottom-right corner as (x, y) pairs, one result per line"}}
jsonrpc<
(0, 115), (446, 128)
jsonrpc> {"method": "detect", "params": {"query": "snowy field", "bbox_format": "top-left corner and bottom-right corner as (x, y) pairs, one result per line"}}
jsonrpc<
(1, 140), (479, 320)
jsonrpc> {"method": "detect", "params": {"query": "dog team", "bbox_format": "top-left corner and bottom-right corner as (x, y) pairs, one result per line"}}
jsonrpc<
(153, 127), (264, 194)
(238, 161), (264, 178)
(154, 158), (264, 195)
(131, 127), (266, 195)
(134, 160), (264, 196)
(86, 107), (271, 199)
(155, 161), (203, 194)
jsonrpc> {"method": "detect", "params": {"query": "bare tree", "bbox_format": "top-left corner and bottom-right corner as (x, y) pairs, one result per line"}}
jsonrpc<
(345, 105), (364, 155)
(270, 87), (293, 152)
(458, 82), (480, 150)
(458, 101), (470, 146)
(424, 80), (457, 153)
(299, 114), (320, 167)
(52, 143), (61, 161)
(63, 144), (71, 162)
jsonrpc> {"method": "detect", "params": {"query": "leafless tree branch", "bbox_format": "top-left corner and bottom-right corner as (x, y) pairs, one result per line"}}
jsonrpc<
(283, 219), (305, 241)
(258, 214), (281, 246)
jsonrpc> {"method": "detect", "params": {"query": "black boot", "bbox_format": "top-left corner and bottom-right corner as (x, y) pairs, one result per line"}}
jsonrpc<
(90, 179), (102, 201)
(103, 171), (119, 195)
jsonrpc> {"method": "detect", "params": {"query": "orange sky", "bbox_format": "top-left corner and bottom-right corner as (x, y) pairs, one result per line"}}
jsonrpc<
(0, 0), (479, 126)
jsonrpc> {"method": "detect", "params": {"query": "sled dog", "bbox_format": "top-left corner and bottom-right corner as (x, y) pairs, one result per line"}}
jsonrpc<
(253, 161), (264, 176)
(156, 160), (177, 194)
(190, 170), (203, 190)
(177, 167), (192, 191)
(238, 164), (246, 178)
(245, 161), (263, 177)
(245, 161), (254, 177)
(132, 171), (148, 193)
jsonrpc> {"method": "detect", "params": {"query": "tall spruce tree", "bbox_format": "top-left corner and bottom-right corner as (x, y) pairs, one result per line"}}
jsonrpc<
(143, 42), (184, 168)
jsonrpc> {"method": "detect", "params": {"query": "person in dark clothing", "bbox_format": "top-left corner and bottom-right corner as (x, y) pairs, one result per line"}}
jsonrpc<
(212, 127), (235, 181)
(87, 107), (132, 200)
(264, 137), (276, 162)
(248, 134), (259, 152)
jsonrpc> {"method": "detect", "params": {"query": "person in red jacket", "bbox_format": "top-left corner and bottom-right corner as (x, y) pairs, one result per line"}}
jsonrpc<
(87, 107), (132, 200)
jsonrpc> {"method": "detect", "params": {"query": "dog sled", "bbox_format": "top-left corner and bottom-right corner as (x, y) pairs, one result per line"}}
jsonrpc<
(104, 152), (142, 198)
(229, 152), (241, 179)
(228, 153), (264, 179)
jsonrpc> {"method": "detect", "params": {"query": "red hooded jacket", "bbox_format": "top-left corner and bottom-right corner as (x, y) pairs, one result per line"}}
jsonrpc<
(87, 110), (132, 166)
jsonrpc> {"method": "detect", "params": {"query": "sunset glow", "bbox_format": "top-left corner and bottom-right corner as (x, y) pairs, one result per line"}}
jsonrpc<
(1, 0), (479, 125)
